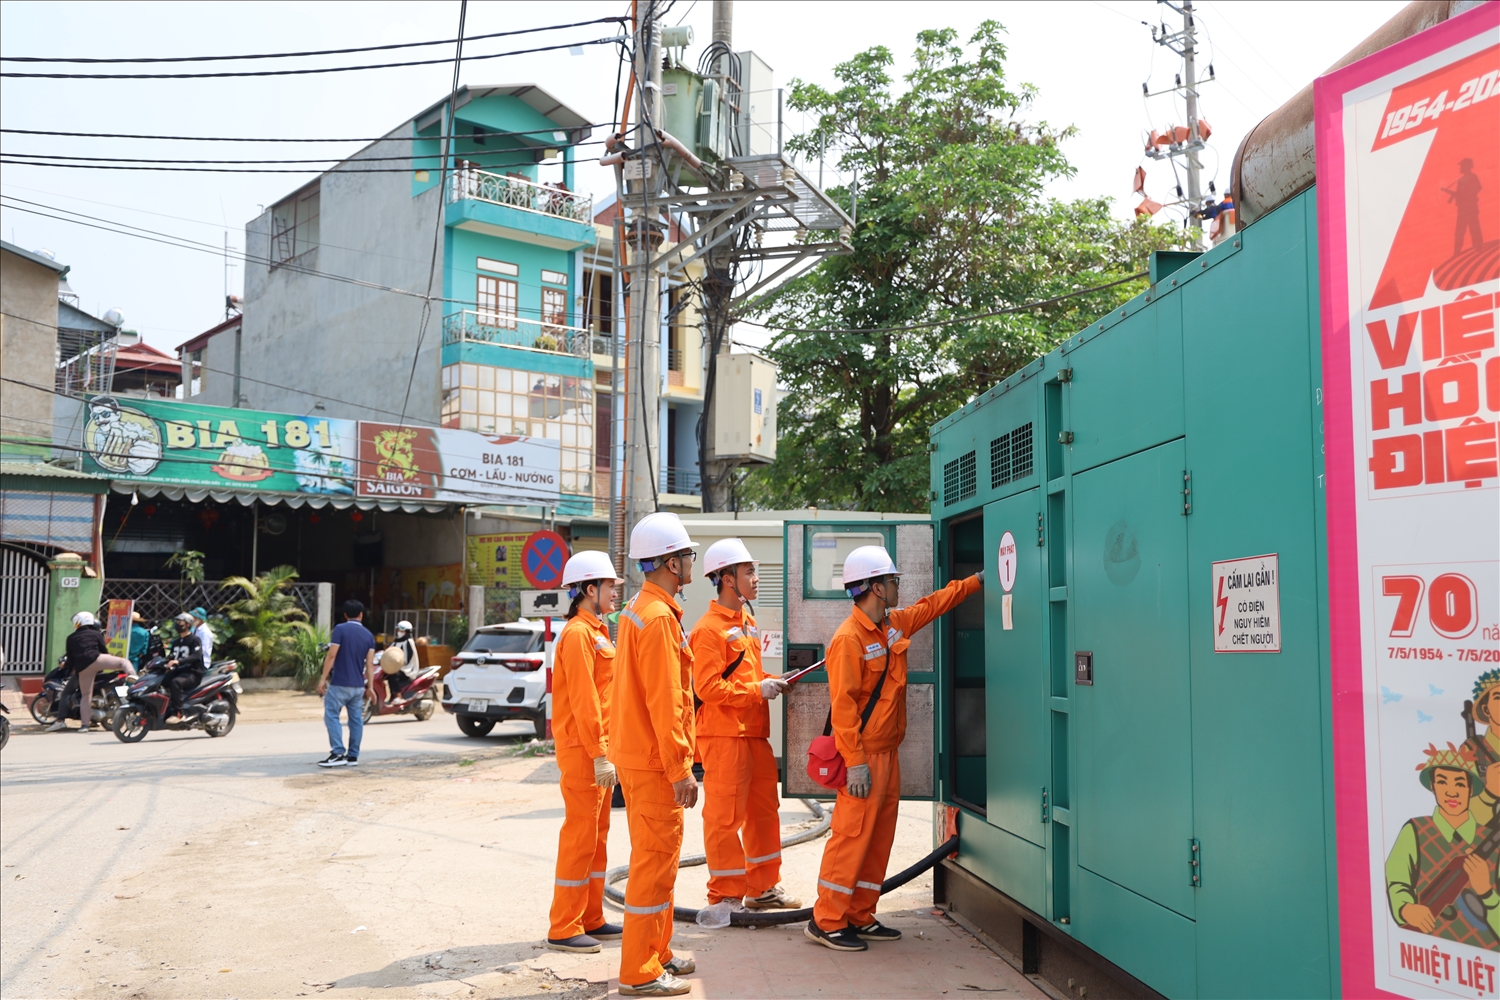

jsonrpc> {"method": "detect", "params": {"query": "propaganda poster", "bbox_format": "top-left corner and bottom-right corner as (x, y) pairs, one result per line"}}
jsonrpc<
(1317, 6), (1500, 997)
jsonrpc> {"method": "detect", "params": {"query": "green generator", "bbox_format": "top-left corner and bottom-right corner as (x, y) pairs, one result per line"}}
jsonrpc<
(923, 189), (1332, 998)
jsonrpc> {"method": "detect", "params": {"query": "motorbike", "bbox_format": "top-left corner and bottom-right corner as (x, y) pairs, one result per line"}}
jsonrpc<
(111, 658), (243, 743)
(0, 702), (10, 751)
(364, 665), (440, 723)
(29, 656), (133, 731)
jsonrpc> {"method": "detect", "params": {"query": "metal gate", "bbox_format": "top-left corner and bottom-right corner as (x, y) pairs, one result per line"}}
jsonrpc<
(0, 545), (49, 673)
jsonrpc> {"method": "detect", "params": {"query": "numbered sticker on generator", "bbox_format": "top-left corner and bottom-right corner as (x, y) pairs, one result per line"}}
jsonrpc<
(1211, 553), (1281, 653)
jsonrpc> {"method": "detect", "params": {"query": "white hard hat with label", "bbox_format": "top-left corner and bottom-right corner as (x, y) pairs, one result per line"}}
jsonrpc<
(840, 545), (902, 596)
(703, 537), (756, 580)
(71, 611), (98, 628)
(563, 550), (625, 588)
(628, 511), (700, 562)
(396, 620), (413, 632)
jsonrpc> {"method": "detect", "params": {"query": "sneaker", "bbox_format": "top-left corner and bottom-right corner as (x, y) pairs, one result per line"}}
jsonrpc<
(78, 724), (98, 733)
(543, 933), (600, 954)
(663, 956), (695, 975)
(344, 756), (358, 767)
(46, 719), (69, 733)
(803, 920), (868, 951)
(854, 919), (902, 941)
(583, 922), (623, 940)
(618, 974), (690, 997)
(745, 885), (802, 910)
(317, 753), (347, 768)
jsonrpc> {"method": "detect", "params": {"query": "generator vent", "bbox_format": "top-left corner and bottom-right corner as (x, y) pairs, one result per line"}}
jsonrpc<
(943, 450), (977, 505)
(990, 422), (1034, 488)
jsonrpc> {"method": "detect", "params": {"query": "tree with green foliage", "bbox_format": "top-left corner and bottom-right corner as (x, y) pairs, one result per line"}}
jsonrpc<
(220, 564), (313, 677)
(740, 23), (1182, 512)
(165, 549), (204, 611)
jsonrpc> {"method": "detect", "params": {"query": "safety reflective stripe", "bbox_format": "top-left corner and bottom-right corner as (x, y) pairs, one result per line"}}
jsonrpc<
(619, 608), (645, 630)
(708, 867), (747, 876)
(886, 627), (904, 643)
(555, 877), (590, 887)
(745, 850), (782, 864)
(818, 878), (854, 895)
(622, 900), (672, 915)
(590, 871), (607, 879)
(855, 880), (882, 891)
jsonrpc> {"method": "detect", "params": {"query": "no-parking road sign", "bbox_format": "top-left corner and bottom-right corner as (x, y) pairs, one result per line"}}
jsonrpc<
(521, 530), (569, 589)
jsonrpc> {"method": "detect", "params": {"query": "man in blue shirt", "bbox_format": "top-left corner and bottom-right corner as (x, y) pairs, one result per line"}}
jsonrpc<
(317, 599), (375, 768)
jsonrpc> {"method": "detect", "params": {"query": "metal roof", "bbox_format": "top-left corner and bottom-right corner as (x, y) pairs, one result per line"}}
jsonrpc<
(0, 240), (68, 274)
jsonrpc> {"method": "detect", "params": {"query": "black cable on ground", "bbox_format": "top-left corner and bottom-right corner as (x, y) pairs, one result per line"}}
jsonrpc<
(603, 799), (961, 928)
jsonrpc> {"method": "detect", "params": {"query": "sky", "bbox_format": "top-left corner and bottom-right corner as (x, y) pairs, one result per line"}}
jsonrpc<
(0, 0), (1408, 355)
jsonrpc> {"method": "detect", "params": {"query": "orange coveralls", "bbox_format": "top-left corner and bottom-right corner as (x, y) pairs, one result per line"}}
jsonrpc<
(547, 608), (616, 941)
(814, 575), (982, 932)
(690, 602), (781, 904)
(608, 582), (696, 986)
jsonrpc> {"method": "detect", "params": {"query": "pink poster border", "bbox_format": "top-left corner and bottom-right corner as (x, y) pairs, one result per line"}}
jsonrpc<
(1314, 6), (1500, 997)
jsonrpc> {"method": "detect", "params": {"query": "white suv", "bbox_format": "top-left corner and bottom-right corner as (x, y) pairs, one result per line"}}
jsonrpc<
(442, 621), (548, 739)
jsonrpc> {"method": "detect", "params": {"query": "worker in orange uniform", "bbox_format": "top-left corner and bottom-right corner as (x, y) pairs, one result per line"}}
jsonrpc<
(610, 512), (701, 997)
(545, 550), (626, 954)
(805, 545), (983, 951)
(691, 538), (800, 913)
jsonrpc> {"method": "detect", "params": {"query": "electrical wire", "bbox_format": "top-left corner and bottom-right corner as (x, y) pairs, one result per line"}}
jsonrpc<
(1, 124), (604, 143)
(1, 17), (626, 64)
(402, 0), (469, 429)
(0, 35), (623, 80)
(0, 159), (591, 175)
(740, 271), (1151, 337)
(0, 144), (608, 166)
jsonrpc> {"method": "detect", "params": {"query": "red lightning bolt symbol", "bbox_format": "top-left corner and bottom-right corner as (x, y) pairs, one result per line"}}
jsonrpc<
(1216, 577), (1229, 636)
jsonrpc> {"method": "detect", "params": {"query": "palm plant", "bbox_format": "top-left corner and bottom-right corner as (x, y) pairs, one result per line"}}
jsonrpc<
(220, 565), (313, 677)
(165, 549), (205, 611)
(290, 624), (331, 691)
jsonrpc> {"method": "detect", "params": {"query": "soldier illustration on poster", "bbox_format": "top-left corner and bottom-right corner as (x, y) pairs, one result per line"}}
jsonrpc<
(1465, 671), (1500, 826)
(1386, 743), (1500, 950)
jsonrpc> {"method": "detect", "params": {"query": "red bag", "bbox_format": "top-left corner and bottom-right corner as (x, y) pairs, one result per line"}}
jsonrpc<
(806, 734), (847, 789)
(804, 646), (888, 791)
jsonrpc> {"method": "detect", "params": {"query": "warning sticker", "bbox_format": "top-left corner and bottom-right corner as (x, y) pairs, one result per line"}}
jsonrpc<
(1212, 553), (1281, 653)
(998, 531), (1018, 593)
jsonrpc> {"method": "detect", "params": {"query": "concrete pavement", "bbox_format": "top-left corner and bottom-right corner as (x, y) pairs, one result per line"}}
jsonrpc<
(1, 693), (1044, 999)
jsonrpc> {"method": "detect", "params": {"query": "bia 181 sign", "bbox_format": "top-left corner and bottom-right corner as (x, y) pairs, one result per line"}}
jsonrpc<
(1317, 6), (1500, 997)
(82, 396), (562, 506)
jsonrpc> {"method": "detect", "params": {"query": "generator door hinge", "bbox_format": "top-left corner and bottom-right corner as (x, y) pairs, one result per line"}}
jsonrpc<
(1057, 431), (1074, 444)
(1057, 368), (1073, 383)
(1036, 511), (1045, 547)
(1041, 787), (1050, 824)
(1182, 470), (1193, 515)
(926, 441), (937, 453)
(1189, 838), (1201, 887)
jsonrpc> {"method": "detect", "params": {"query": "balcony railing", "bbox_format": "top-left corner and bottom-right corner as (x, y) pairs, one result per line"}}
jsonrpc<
(660, 466), (702, 496)
(448, 167), (593, 223)
(443, 310), (591, 358)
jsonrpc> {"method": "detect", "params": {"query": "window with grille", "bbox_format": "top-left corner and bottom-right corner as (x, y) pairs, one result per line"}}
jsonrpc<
(269, 183), (319, 264)
(441, 363), (593, 493)
(990, 422), (1034, 489)
(943, 450), (977, 505)
(542, 288), (567, 329)
(477, 275), (518, 329)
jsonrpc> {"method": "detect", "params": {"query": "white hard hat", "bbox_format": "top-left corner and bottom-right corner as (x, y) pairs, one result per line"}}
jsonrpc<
(704, 538), (756, 580)
(628, 511), (699, 562)
(72, 611), (98, 628)
(563, 550), (625, 588)
(840, 545), (901, 595)
(395, 620), (413, 632)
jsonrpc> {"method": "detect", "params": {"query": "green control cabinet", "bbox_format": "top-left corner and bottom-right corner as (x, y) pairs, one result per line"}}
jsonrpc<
(926, 189), (1336, 998)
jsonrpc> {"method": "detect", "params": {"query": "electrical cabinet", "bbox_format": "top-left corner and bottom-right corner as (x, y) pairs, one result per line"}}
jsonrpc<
(712, 352), (777, 463)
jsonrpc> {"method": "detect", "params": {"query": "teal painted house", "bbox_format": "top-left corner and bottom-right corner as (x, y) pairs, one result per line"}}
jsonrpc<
(235, 85), (598, 516)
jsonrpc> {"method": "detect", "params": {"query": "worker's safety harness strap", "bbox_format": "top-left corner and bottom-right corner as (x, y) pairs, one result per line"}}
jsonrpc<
(692, 647), (747, 713)
(805, 641), (888, 791)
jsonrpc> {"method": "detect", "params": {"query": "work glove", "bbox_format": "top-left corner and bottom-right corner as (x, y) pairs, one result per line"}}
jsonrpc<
(975, 569), (985, 584)
(845, 763), (871, 799)
(760, 677), (789, 701)
(593, 755), (617, 789)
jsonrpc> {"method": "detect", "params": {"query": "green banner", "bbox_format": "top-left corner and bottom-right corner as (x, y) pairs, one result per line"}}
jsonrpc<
(80, 395), (358, 496)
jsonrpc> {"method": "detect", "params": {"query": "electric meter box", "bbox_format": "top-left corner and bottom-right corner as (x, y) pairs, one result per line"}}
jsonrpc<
(713, 353), (777, 463)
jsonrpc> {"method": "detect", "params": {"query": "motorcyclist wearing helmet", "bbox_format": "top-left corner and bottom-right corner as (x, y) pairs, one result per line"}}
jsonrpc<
(49, 611), (136, 733)
(381, 621), (420, 703)
(163, 612), (207, 717)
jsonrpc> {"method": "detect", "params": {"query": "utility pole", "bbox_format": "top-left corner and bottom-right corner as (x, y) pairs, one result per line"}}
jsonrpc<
(1180, 1), (1203, 239)
(699, 0), (734, 513)
(623, 2), (666, 589)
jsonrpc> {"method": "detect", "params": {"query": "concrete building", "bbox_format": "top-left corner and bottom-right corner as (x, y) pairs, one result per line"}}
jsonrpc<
(0, 242), (69, 460)
(214, 84), (597, 516)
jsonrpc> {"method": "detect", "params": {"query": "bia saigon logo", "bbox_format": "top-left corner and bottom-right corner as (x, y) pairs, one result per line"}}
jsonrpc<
(361, 424), (437, 497)
(83, 396), (163, 475)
